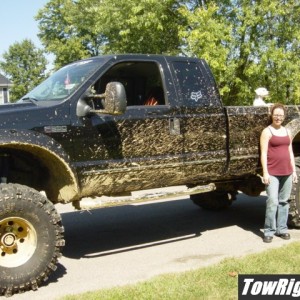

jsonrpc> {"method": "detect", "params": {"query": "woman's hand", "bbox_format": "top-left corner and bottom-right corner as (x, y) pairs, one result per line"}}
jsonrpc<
(293, 172), (298, 184)
(262, 173), (270, 185)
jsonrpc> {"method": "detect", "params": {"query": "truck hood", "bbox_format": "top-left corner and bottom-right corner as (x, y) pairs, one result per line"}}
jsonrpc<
(0, 102), (35, 113)
(0, 100), (70, 131)
(0, 102), (42, 130)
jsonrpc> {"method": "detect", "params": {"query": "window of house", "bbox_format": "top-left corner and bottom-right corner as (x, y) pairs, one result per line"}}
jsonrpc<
(0, 89), (4, 104)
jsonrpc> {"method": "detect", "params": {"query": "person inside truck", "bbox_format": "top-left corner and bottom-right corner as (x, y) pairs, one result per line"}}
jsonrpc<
(144, 86), (164, 105)
(260, 103), (298, 243)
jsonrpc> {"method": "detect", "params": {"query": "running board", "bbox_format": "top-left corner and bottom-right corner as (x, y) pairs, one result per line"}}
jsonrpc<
(75, 183), (216, 210)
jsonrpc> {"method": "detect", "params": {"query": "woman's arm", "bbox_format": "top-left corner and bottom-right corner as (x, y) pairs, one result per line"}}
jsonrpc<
(288, 129), (298, 183)
(260, 128), (271, 185)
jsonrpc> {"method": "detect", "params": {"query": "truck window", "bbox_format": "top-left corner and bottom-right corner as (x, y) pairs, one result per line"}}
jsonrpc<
(94, 61), (166, 106)
(172, 61), (213, 106)
(23, 59), (101, 102)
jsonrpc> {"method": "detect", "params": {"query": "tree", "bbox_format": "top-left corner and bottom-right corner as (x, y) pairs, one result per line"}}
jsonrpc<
(0, 39), (48, 102)
(36, 0), (90, 68)
(220, 0), (300, 105)
(36, 0), (182, 68)
(92, 0), (182, 55)
(179, 0), (300, 105)
(178, 3), (232, 99)
(36, 0), (300, 105)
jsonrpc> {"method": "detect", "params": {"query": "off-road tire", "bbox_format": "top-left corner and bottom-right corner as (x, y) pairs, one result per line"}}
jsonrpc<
(288, 157), (300, 228)
(0, 183), (65, 297)
(190, 190), (235, 210)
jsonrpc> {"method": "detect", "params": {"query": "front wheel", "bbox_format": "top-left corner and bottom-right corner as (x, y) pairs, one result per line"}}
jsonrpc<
(288, 157), (300, 228)
(0, 184), (65, 297)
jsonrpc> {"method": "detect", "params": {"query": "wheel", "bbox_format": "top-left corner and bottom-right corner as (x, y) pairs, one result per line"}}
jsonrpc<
(190, 190), (236, 210)
(288, 157), (300, 228)
(0, 184), (65, 297)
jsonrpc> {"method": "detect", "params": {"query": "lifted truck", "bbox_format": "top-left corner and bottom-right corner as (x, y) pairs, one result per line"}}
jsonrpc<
(1, 54), (300, 296)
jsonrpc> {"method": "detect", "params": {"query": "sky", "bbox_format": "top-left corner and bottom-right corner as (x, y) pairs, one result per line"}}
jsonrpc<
(0, 0), (51, 63)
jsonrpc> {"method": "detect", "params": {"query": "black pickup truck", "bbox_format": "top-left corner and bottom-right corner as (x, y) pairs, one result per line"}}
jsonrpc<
(1, 54), (300, 296)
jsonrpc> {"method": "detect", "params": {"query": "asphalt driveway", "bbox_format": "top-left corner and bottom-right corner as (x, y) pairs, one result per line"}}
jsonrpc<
(11, 192), (300, 300)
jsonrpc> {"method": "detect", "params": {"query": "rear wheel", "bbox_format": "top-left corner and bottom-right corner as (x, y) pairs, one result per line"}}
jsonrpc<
(288, 157), (300, 228)
(190, 190), (236, 210)
(0, 184), (65, 297)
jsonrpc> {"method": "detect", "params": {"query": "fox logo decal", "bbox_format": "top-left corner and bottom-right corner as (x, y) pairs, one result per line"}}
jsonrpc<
(191, 91), (203, 102)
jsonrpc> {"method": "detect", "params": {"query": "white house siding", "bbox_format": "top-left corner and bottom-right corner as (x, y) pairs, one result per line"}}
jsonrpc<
(0, 74), (12, 104)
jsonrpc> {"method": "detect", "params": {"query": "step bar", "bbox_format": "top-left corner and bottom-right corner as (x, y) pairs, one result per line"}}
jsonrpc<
(75, 183), (216, 210)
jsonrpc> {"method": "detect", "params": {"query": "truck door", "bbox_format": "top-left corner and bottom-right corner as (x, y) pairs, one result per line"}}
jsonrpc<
(169, 58), (228, 183)
(71, 59), (185, 196)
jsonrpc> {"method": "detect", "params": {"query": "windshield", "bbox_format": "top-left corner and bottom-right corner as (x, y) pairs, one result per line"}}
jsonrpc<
(22, 59), (101, 102)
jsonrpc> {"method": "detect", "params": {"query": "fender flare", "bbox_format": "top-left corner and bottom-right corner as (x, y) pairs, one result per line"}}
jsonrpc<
(286, 118), (300, 140)
(0, 129), (79, 203)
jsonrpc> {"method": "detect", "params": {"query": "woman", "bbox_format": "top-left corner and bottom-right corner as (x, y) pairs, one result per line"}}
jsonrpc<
(260, 103), (298, 243)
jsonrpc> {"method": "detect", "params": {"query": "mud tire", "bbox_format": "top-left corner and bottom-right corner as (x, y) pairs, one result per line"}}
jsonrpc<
(288, 157), (300, 229)
(190, 190), (234, 210)
(0, 183), (65, 297)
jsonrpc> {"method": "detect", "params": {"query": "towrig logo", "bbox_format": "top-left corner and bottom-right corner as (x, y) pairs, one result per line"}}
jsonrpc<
(190, 91), (203, 102)
(238, 275), (300, 299)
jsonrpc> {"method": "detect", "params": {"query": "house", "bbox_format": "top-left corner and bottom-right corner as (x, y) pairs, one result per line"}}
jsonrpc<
(0, 73), (12, 104)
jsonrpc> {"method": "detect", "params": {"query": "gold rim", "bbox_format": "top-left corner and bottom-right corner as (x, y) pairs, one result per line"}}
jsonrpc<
(0, 217), (37, 268)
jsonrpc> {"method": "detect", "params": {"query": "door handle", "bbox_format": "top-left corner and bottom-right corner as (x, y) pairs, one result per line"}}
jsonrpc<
(169, 118), (181, 135)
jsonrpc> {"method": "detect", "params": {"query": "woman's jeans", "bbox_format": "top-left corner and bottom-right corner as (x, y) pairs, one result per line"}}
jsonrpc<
(264, 174), (292, 236)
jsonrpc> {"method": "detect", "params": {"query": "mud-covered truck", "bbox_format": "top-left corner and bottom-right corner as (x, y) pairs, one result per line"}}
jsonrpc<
(1, 54), (300, 296)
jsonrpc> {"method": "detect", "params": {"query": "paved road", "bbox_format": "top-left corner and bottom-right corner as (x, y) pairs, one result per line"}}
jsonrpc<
(11, 192), (300, 300)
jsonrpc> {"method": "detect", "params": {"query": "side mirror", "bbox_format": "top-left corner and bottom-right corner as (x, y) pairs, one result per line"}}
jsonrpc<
(76, 82), (127, 117)
(101, 82), (127, 115)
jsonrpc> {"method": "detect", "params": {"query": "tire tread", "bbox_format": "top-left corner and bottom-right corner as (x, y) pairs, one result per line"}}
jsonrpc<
(0, 183), (65, 297)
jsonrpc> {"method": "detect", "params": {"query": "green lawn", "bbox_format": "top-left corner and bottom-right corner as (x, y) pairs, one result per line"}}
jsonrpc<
(61, 241), (300, 300)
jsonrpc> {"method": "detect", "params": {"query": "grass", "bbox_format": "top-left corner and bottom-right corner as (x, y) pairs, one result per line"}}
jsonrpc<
(60, 241), (300, 300)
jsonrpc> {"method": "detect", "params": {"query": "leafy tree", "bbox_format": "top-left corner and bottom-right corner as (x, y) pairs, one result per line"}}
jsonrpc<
(36, 0), (182, 68)
(178, 3), (232, 99)
(220, 0), (300, 105)
(36, 0), (300, 105)
(36, 0), (90, 68)
(93, 0), (182, 55)
(179, 0), (300, 105)
(0, 39), (48, 102)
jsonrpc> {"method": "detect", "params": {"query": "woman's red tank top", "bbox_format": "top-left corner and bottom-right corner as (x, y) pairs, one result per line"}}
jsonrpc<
(267, 127), (292, 176)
